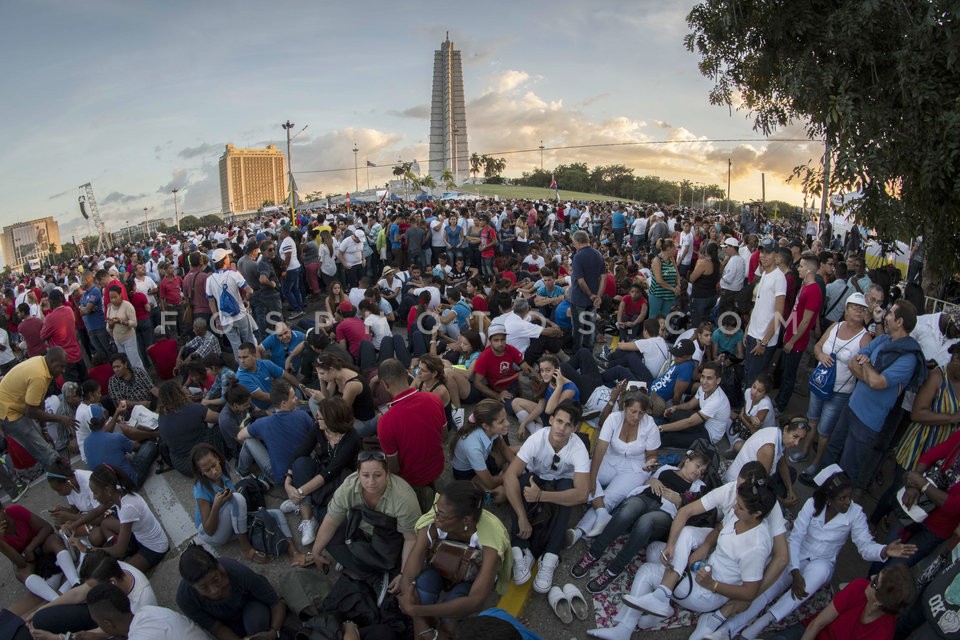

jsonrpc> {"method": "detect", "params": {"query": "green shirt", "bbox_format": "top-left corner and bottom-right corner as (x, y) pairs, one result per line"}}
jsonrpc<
(327, 472), (422, 535)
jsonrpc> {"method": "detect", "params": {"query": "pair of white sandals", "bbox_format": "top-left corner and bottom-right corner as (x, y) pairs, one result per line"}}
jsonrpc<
(548, 583), (589, 623)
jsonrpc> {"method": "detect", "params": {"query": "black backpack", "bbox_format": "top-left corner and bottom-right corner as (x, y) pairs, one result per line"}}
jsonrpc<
(235, 476), (266, 511)
(689, 437), (724, 492)
(247, 508), (289, 557)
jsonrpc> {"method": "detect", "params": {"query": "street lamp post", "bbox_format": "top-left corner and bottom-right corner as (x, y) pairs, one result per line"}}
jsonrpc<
(172, 188), (180, 231)
(539, 140), (544, 171)
(353, 143), (359, 193)
(143, 207), (149, 238)
(282, 120), (295, 225)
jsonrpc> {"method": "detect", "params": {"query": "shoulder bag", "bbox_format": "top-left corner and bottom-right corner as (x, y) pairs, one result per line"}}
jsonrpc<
(426, 523), (483, 586)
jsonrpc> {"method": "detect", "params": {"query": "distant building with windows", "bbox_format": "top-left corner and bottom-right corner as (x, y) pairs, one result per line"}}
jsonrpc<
(1, 216), (60, 271)
(219, 144), (287, 214)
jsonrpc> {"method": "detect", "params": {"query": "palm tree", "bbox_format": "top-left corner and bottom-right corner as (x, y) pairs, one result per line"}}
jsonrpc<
(469, 153), (482, 183)
(441, 168), (456, 190)
(421, 175), (437, 195)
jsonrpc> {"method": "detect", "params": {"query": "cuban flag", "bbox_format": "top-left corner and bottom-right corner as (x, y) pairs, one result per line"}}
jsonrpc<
(366, 160), (377, 167)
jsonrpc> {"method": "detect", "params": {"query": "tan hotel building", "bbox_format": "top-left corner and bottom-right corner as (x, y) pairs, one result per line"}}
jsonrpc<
(219, 144), (287, 214)
(1, 216), (61, 271)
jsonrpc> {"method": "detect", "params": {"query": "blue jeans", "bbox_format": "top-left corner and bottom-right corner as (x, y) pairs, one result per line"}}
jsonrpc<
(689, 296), (717, 327)
(589, 493), (672, 575)
(1, 416), (59, 468)
(571, 304), (596, 353)
(648, 294), (675, 319)
(196, 493), (249, 546)
(836, 409), (879, 488)
(743, 335), (776, 388)
(237, 437), (274, 483)
(416, 566), (473, 606)
(88, 327), (114, 358)
(282, 267), (303, 313)
(774, 348), (805, 412)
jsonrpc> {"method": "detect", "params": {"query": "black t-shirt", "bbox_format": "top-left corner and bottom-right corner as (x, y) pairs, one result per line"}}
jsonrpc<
(158, 403), (222, 476)
(176, 558), (280, 634)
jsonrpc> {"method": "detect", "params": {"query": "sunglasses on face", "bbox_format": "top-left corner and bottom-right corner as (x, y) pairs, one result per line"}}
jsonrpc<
(870, 575), (879, 590)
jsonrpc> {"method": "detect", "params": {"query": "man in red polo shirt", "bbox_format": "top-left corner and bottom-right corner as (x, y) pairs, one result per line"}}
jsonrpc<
(40, 289), (85, 382)
(376, 358), (445, 510)
(333, 302), (369, 363)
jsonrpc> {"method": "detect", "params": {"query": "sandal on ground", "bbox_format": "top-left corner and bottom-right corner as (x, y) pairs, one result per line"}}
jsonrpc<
(246, 549), (270, 564)
(548, 585), (574, 624)
(563, 583), (589, 620)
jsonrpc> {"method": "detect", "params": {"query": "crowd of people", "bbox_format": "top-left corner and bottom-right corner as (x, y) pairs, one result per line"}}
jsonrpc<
(0, 197), (957, 640)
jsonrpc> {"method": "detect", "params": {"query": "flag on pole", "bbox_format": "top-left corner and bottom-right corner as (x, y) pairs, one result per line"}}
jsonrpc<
(366, 160), (377, 167)
(379, 188), (389, 205)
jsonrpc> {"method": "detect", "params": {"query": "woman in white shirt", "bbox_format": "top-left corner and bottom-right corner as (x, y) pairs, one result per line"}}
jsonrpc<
(45, 459), (103, 540)
(317, 230), (339, 291)
(724, 418), (809, 509)
(572, 451), (709, 595)
(589, 478), (778, 640)
(797, 295), (871, 476)
(569, 389), (661, 544)
(726, 373), (776, 455)
(718, 465), (917, 640)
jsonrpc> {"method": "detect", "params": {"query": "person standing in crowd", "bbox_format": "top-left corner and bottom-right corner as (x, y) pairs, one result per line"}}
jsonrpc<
(41, 288), (86, 382)
(79, 272), (113, 359)
(774, 253), (823, 412)
(744, 237), (786, 388)
(278, 223), (304, 319)
(569, 230), (605, 354)
(206, 248), (256, 356)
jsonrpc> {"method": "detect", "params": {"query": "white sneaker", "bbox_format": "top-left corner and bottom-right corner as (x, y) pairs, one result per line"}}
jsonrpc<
(280, 499), (300, 514)
(298, 519), (318, 546)
(565, 527), (583, 549)
(586, 509), (613, 538)
(512, 547), (532, 585)
(534, 552), (560, 593)
(623, 589), (672, 618)
(690, 612), (724, 640)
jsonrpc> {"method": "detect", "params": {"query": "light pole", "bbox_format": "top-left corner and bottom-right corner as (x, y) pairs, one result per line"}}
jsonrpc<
(282, 120), (295, 225)
(143, 207), (149, 238)
(172, 188), (180, 231)
(539, 140), (544, 171)
(353, 143), (359, 193)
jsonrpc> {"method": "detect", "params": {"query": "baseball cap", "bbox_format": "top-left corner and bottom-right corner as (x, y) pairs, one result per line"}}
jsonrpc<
(487, 323), (508, 338)
(212, 248), (230, 263)
(337, 301), (355, 314)
(787, 239), (804, 249)
(723, 237), (740, 248)
(845, 292), (868, 307)
(670, 338), (696, 358)
(90, 403), (105, 422)
(759, 237), (778, 253)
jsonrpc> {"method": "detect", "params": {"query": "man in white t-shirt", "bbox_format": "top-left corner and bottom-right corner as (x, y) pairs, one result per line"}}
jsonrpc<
(658, 361), (731, 447)
(278, 224), (304, 319)
(744, 237), (787, 387)
(677, 221), (695, 277)
(205, 248), (256, 356)
(503, 401), (590, 596)
(493, 297), (563, 362)
(608, 318), (670, 383)
(88, 583), (211, 640)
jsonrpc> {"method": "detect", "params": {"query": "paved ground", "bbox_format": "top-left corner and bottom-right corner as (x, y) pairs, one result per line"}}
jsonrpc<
(0, 327), (899, 638)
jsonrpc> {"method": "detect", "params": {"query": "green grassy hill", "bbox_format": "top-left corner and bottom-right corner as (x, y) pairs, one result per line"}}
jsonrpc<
(463, 183), (635, 202)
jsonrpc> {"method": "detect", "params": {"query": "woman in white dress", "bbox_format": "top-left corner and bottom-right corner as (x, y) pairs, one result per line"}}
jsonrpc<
(724, 417), (809, 508)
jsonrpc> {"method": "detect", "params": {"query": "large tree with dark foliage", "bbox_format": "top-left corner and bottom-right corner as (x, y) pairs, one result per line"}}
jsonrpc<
(685, 0), (960, 290)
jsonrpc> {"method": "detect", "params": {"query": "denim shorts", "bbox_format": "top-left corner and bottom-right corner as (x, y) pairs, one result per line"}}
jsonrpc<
(806, 391), (852, 437)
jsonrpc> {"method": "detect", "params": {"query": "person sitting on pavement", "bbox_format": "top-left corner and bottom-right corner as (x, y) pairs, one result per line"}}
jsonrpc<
(175, 317), (221, 374)
(156, 380), (224, 478)
(510, 354), (580, 438)
(657, 360), (731, 448)
(86, 582), (212, 640)
(234, 341), (302, 411)
(0, 501), (82, 602)
(472, 323), (536, 402)
(82, 402), (158, 489)
(258, 321), (305, 372)
(450, 399), (517, 504)
(107, 352), (158, 409)
(308, 352), (379, 437)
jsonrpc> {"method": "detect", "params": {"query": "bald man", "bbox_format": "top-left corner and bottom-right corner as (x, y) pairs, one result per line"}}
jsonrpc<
(257, 322), (306, 373)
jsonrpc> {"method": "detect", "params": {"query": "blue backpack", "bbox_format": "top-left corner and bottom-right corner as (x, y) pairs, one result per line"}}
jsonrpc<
(218, 281), (241, 316)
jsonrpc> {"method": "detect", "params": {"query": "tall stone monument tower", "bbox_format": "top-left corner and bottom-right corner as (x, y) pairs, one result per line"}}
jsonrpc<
(428, 32), (468, 185)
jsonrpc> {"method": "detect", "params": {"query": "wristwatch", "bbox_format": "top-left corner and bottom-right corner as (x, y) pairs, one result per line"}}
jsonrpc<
(296, 487), (303, 496)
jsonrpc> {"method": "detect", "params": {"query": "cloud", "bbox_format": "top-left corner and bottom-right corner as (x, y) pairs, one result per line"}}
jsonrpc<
(157, 168), (190, 194)
(100, 191), (147, 205)
(177, 143), (224, 160)
(48, 189), (71, 200)
(388, 104), (430, 119)
(493, 70), (530, 94)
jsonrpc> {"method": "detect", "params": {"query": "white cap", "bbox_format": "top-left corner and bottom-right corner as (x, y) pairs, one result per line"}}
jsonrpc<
(813, 464), (844, 487)
(723, 237), (740, 248)
(846, 292), (868, 307)
(212, 248), (230, 263)
(488, 323), (507, 338)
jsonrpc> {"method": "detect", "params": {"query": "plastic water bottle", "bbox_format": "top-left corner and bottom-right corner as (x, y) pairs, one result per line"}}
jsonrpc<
(692, 561), (711, 574)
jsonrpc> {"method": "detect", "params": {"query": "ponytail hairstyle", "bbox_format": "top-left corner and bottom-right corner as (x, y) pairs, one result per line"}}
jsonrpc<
(655, 238), (676, 253)
(782, 416), (811, 436)
(224, 378), (251, 407)
(45, 457), (75, 492)
(441, 480), (485, 525)
(737, 476), (777, 520)
(418, 354), (446, 385)
(812, 470), (852, 517)
(90, 463), (135, 497)
(449, 399), (504, 456)
(737, 460), (767, 486)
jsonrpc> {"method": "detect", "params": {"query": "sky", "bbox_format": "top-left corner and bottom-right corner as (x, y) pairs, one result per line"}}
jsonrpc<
(0, 0), (824, 246)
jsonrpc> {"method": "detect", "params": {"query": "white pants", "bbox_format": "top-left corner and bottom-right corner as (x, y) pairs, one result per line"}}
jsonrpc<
(592, 457), (651, 509)
(721, 557), (835, 636)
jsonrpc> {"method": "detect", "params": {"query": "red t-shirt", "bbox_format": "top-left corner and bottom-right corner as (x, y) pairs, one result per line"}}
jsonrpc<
(473, 344), (523, 391)
(5, 303), (18, 333)
(480, 227), (498, 258)
(601, 273), (617, 298)
(40, 306), (82, 363)
(917, 429), (960, 539)
(147, 339), (179, 380)
(18, 316), (46, 357)
(88, 363), (114, 398)
(748, 250), (761, 283)
(102, 279), (129, 313)
(471, 295), (488, 313)
(783, 282), (823, 352)
(378, 388), (445, 487)
(803, 578), (894, 640)
(130, 292), (150, 321)
(621, 294), (648, 317)
(183, 271), (211, 315)
(334, 317), (368, 360)
(158, 276), (183, 306)
(501, 271), (517, 286)
(2, 505), (39, 553)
